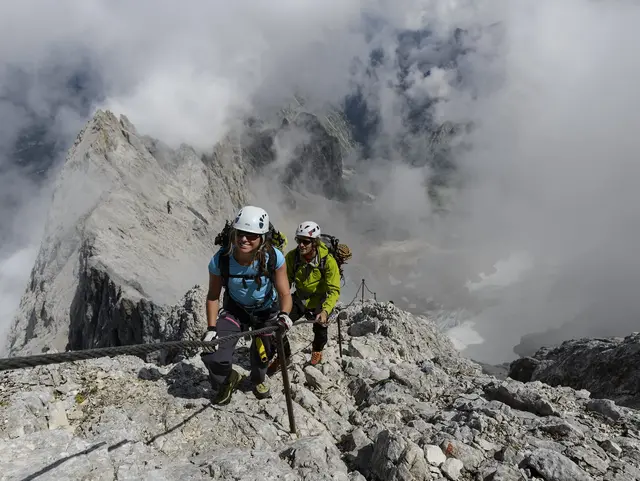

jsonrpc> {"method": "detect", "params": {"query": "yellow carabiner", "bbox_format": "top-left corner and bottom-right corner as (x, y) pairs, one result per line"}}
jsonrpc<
(256, 337), (268, 363)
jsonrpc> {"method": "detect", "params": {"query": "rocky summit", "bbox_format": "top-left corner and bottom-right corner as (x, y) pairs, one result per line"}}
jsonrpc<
(509, 333), (640, 410)
(2, 300), (640, 481)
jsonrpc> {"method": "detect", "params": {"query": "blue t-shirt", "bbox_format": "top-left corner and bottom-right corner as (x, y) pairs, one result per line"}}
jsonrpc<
(208, 247), (285, 310)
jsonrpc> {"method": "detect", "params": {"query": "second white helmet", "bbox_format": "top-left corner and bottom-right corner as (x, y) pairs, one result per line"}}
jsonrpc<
(233, 205), (270, 234)
(296, 221), (321, 239)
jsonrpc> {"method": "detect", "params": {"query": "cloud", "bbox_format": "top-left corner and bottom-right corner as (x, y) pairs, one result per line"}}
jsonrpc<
(392, 0), (640, 362)
(2, 0), (640, 362)
(0, 247), (40, 355)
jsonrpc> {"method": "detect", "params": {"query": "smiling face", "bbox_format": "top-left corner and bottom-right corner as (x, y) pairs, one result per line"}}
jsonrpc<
(235, 229), (262, 254)
(296, 236), (315, 256)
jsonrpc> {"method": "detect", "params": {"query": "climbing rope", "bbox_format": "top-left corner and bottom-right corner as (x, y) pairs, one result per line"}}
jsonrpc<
(0, 277), (380, 373)
(338, 278), (376, 310)
(362, 279), (377, 301)
(0, 321), (313, 372)
(0, 277), (381, 436)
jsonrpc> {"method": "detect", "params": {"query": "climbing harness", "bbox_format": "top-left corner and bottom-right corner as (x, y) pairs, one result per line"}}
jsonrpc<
(256, 337), (268, 363)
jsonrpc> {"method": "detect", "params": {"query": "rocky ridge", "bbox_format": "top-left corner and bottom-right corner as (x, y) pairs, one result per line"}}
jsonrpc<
(5, 106), (352, 359)
(509, 333), (640, 410)
(6, 110), (244, 357)
(2, 301), (640, 481)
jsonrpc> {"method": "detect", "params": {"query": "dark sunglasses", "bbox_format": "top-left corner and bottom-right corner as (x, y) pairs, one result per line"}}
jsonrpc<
(296, 237), (313, 245)
(237, 230), (260, 241)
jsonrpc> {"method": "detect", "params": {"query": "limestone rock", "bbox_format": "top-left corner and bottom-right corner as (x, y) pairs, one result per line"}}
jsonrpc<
(304, 365), (333, 391)
(425, 444), (446, 466)
(280, 435), (350, 480)
(7, 110), (247, 358)
(483, 380), (558, 416)
(586, 399), (625, 422)
(441, 458), (464, 480)
(486, 465), (526, 481)
(369, 430), (431, 481)
(1, 271), (640, 481)
(525, 448), (594, 481)
(509, 333), (640, 409)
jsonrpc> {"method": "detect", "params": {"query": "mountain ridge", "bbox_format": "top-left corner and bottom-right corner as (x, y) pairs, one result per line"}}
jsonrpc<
(2, 301), (640, 480)
(1, 104), (640, 481)
(5, 106), (352, 358)
(6, 109), (247, 356)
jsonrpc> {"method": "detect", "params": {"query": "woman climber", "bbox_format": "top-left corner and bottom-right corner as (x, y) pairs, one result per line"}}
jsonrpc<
(200, 205), (293, 405)
(268, 220), (341, 373)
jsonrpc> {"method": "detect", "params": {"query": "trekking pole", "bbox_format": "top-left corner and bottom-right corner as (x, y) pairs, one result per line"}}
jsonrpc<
(336, 313), (343, 363)
(276, 327), (297, 435)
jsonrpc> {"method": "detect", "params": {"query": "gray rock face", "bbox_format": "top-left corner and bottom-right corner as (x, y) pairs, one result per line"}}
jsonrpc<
(6, 106), (352, 359)
(1, 301), (639, 481)
(279, 112), (345, 200)
(7, 110), (248, 357)
(524, 448), (593, 481)
(509, 333), (640, 409)
(242, 108), (351, 202)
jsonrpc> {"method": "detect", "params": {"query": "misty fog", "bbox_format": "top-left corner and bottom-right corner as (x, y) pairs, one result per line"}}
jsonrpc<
(2, 0), (640, 363)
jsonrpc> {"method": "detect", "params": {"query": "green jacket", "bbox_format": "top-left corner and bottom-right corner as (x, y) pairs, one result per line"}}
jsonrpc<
(285, 242), (341, 315)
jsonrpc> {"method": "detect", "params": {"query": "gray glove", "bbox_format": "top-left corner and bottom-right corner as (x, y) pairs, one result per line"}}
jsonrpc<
(276, 312), (293, 331)
(201, 326), (219, 352)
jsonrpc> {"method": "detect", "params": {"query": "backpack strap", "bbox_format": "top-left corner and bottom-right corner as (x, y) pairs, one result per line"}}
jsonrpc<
(265, 245), (277, 286)
(219, 252), (251, 288)
(293, 248), (328, 287)
(219, 246), (278, 307)
(257, 245), (278, 306)
(318, 255), (327, 275)
(319, 252), (346, 287)
(292, 249), (302, 283)
(219, 251), (231, 288)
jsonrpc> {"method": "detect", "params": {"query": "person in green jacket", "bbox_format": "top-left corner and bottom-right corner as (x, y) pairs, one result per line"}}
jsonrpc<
(268, 221), (341, 370)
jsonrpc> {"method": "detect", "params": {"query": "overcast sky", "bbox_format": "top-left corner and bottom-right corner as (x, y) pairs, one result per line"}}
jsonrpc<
(1, 0), (640, 361)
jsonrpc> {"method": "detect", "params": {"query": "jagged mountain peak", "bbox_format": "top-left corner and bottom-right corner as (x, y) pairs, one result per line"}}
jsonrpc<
(6, 110), (248, 357)
(5, 104), (350, 358)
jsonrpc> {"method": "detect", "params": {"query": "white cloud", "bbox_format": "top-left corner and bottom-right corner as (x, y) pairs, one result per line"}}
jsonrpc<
(2, 0), (640, 362)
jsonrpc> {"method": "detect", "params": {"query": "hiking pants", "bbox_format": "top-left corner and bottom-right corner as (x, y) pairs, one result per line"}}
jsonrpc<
(279, 295), (329, 359)
(201, 297), (278, 388)
(312, 323), (329, 352)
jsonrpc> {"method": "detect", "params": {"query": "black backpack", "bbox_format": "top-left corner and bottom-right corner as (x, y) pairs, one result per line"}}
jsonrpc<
(293, 233), (352, 286)
(213, 220), (287, 305)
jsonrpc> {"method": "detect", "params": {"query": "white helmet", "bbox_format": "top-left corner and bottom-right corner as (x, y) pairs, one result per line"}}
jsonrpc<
(295, 221), (321, 239)
(232, 205), (270, 234)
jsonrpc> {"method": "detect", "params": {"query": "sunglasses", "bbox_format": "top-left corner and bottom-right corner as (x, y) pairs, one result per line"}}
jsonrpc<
(296, 237), (313, 245)
(237, 230), (260, 241)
